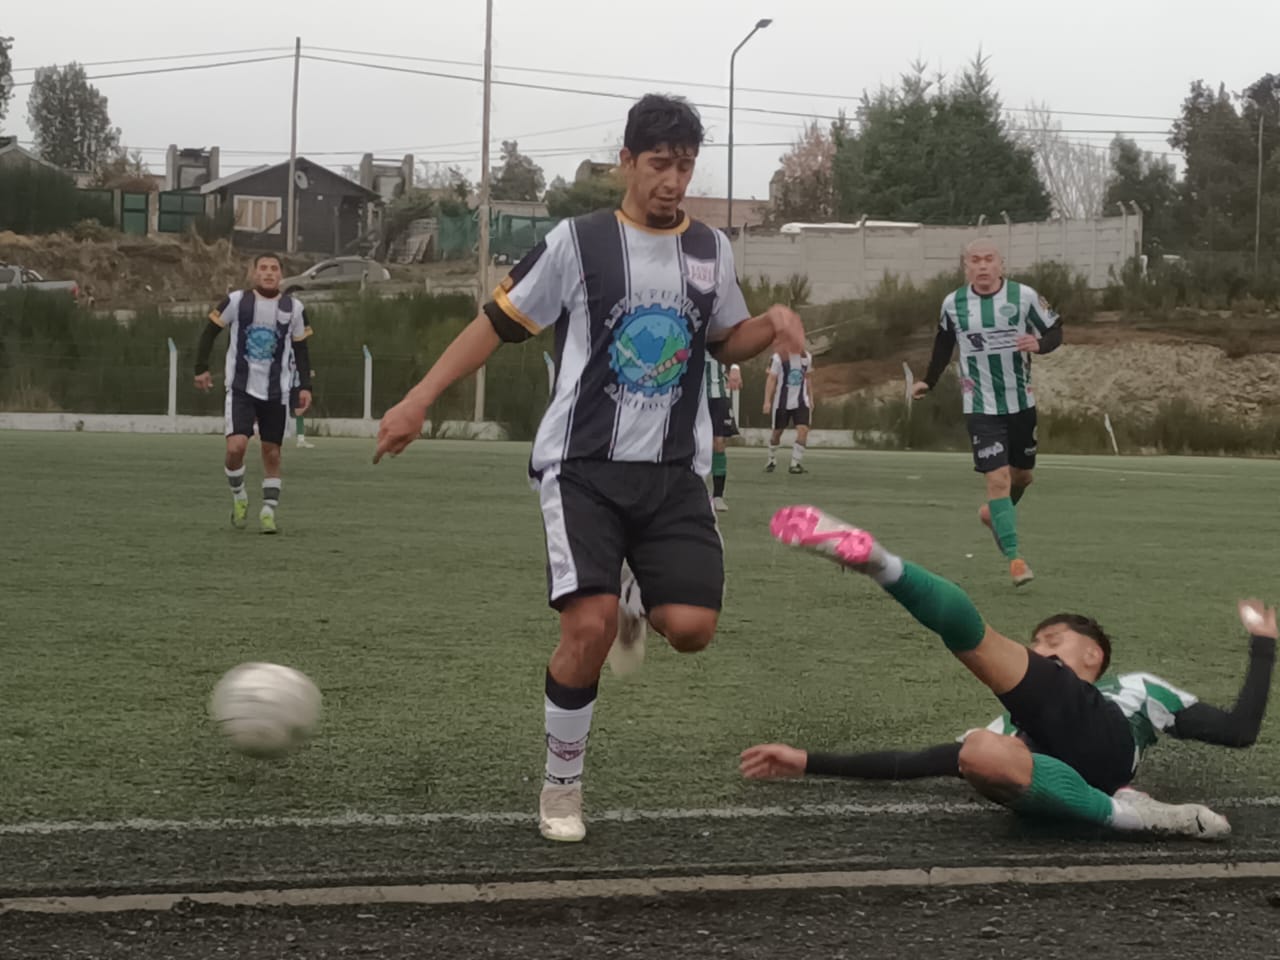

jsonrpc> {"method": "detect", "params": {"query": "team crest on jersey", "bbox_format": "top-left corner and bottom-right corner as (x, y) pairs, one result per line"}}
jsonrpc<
(245, 326), (279, 361)
(684, 256), (717, 295)
(606, 303), (693, 409)
(998, 303), (1018, 320)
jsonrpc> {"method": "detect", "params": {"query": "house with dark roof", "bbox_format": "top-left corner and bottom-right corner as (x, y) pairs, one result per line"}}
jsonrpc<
(196, 157), (383, 255)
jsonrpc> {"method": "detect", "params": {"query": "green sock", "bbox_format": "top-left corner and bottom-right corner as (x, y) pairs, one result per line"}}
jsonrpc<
(295, 415), (305, 436)
(884, 561), (986, 652)
(1010, 753), (1114, 826)
(711, 451), (726, 477)
(988, 496), (1018, 559)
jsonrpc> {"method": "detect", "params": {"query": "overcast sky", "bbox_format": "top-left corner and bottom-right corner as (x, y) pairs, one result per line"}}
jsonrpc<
(6, 0), (1279, 199)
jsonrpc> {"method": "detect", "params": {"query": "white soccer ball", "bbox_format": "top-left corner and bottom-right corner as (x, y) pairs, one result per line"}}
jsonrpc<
(209, 662), (321, 759)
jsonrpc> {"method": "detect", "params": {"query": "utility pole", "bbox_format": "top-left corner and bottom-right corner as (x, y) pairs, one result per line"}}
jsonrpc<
(1256, 109), (1265, 274)
(727, 19), (771, 235)
(475, 0), (494, 423)
(287, 37), (301, 254)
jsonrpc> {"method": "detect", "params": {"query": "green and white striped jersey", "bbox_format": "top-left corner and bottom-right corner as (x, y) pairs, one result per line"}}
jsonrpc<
(939, 281), (1059, 416)
(705, 355), (728, 400)
(966, 671), (1199, 768)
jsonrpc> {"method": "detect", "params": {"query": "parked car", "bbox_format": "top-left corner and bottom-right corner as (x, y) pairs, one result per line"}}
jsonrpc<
(281, 257), (391, 294)
(0, 263), (79, 298)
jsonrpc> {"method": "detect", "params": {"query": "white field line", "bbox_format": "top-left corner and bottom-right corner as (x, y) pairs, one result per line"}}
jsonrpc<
(3, 796), (1280, 837)
(6, 860), (1280, 915)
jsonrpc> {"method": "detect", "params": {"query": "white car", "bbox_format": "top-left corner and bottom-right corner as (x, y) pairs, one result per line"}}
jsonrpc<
(281, 257), (391, 294)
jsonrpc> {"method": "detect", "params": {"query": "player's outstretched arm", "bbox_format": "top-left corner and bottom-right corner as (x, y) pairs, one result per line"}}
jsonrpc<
(710, 304), (805, 365)
(1171, 600), (1277, 748)
(915, 324), (957, 398)
(740, 742), (962, 781)
(374, 314), (502, 463)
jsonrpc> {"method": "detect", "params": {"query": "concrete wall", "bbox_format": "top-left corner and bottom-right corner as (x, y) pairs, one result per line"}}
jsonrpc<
(733, 213), (1143, 304)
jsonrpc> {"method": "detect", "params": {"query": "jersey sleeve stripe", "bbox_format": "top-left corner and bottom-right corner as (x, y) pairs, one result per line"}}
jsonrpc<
(492, 287), (541, 335)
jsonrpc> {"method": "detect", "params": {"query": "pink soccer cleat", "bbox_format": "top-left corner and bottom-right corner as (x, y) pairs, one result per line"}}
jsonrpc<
(769, 506), (878, 570)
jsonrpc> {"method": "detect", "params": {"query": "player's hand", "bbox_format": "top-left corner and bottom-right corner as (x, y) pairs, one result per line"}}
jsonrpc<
(911, 381), (931, 400)
(373, 398), (427, 464)
(761, 402), (771, 414)
(740, 743), (808, 779)
(193, 372), (213, 391)
(294, 390), (312, 416)
(1016, 333), (1041, 353)
(765, 304), (806, 355)
(727, 365), (743, 392)
(1237, 599), (1278, 639)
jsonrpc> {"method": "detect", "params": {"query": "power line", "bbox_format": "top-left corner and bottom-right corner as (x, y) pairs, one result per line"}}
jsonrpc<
(300, 53), (850, 122)
(12, 47), (293, 73)
(307, 45), (1179, 123)
(9, 55), (293, 88)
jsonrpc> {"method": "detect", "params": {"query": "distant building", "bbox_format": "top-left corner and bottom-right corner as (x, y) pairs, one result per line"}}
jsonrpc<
(359, 153), (414, 202)
(166, 145), (221, 191)
(0, 137), (67, 175)
(196, 157), (383, 255)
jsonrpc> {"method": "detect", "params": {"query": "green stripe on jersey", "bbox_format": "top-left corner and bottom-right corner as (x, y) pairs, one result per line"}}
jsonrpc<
(1012, 352), (1028, 409)
(1143, 679), (1187, 716)
(980, 295), (997, 329)
(988, 354), (1008, 414)
(967, 356), (984, 414)
(705, 356), (727, 399)
(955, 287), (970, 332)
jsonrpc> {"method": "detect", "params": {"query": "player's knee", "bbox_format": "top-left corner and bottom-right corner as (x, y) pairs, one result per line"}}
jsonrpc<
(657, 607), (717, 653)
(958, 731), (1031, 790)
(984, 469), (1013, 499)
(226, 435), (249, 457)
(1012, 469), (1034, 490)
(560, 601), (617, 649)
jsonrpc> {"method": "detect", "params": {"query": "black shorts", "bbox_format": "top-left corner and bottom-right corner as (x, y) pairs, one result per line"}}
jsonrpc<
(772, 406), (810, 431)
(967, 408), (1037, 474)
(289, 386), (301, 412)
(708, 397), (738, 438)
(538, 459), (724, 612)
(998, 652), (1136, 795)
(225, 390), (288, 445)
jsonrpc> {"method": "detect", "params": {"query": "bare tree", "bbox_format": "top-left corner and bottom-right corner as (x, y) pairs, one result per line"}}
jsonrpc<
(1010, 101), (1109, 218)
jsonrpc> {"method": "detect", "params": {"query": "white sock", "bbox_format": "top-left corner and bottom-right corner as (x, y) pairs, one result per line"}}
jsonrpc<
(225, 466), (247, 499)
(262, 478), (281, 514)
(792, 443), (806, 465)
(870, 546), (905, 586)
(767, 444), (778, 465)
(545, 696), (594, 785)
(1107, 796), (1144, 831)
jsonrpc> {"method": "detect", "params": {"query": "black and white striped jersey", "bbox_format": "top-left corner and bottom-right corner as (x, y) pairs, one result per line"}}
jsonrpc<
(484, 208), (749, 478)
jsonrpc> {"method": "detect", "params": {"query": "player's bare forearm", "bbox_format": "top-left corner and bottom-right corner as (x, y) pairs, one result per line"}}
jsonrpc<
(711, 305), (804, 364)
(404, 314), (502, 413)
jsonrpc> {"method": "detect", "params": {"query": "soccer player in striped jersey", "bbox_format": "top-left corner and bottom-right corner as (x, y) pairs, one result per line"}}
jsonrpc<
(748, 504), (1276, 840)
(705, 354), (740, 510)
(194, 253), (313, 534)
(911, 239), (1062, 587)
(763, 350), (814, 473)
(374, 94), (806, 844)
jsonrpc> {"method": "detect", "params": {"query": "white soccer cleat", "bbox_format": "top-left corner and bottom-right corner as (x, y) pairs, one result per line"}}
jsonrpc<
(1113, 787), (1231, 841)
(539, 782), (586, 842)
(296, 437), (316, 449)
(607, 563), (647, 676)
(712, 496), (728, 512)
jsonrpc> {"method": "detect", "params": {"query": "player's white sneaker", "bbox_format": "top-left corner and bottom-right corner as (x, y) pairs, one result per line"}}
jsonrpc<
(712, 496), (728, 512)
(539, 782), (586, 842)
(1113, 787), (1231, 841)
(607, 563), (647, 676)
(296, 437), (315, 449)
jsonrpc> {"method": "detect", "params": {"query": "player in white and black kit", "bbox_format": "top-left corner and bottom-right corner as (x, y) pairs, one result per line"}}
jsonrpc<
(374, 94), (806, 843)
(194, 253), (312, 534)
(763, 350), (813, 474)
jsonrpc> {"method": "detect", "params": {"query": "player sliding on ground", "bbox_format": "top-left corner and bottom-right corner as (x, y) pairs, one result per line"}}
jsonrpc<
(743, 504), (1276, 840)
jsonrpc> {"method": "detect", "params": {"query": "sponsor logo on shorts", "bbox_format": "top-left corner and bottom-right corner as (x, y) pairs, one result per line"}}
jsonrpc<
(1024, 444), (1038, 457)
(976, 441), (1005, 460)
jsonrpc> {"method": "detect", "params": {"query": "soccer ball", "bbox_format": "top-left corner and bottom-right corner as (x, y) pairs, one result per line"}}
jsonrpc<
(209, 662), (321, 759)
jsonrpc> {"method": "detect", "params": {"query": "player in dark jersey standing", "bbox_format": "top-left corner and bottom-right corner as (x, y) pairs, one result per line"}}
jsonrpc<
(375, 94), (805, 843)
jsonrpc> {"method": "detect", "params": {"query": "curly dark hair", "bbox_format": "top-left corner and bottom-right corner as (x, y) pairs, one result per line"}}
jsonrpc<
(1032, 613), (1112, 675)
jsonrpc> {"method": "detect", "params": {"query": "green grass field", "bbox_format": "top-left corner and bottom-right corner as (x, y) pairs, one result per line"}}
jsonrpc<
(3, 432), (1280, 834)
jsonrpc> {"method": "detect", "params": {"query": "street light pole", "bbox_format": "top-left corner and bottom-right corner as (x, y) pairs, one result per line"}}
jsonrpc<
(727, 18), (771, 236)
